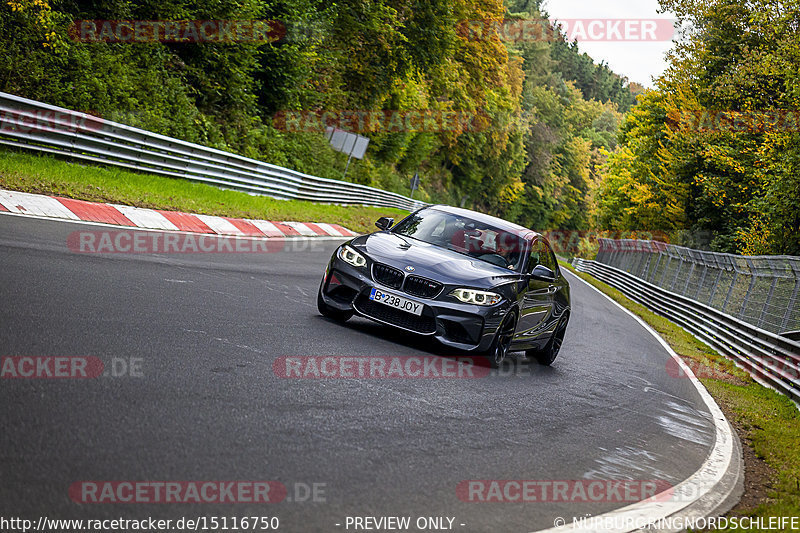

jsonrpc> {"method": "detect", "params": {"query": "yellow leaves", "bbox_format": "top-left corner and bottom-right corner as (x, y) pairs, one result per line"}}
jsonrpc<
(7, 0), (66, 51)
(6, 0), (49, 12)
(506, 55), (524, 100)
(598, 132), (690, 231)
(497, 177), (525, 205)
(735, 215), (773, 256)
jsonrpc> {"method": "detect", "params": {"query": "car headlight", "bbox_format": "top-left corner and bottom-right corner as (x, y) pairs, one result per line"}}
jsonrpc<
(338, 245), (367, 268)
(450, 288), (502, 306)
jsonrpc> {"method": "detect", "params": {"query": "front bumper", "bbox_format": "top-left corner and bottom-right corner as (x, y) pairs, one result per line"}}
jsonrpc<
(319, 257), (512, 353)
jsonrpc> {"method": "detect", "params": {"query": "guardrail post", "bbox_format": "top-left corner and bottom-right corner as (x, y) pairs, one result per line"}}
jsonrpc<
(639, 246), (652, 278)
(659, 256), (673, 288)
(641, 250), (652, 279)
(595, 241), (606, 263)
(614, 242), (622, 268)
(695, 260), (709, 300)
(707, 265), (725, 306)
(723, 271), (739, 314)
(759, 276), (779, 329)
(622, 243), (633, 272)
(612, 241), (622, 267)
(781, 274), (800, 333)
(739, 258), (758, 320)
(670, 253), (684, 292)
(633, 243), (642, 275)
(683, 260), (696, 296)
(649, 251), (663, 284)
(627, 242), (636, 273)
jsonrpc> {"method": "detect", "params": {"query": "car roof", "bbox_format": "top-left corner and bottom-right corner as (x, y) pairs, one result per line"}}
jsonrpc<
(423, 204), (538, 239)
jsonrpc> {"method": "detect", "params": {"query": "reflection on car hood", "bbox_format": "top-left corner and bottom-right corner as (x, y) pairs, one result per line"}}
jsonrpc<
(352, 232), (519, 288)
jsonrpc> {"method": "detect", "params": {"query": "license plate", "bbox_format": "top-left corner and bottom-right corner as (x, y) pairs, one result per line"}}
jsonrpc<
(369, 288), (423, 316)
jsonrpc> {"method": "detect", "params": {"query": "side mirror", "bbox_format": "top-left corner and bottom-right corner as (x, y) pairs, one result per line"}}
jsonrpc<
(375, 217), (394, 231)
(529, 264), (555, 281)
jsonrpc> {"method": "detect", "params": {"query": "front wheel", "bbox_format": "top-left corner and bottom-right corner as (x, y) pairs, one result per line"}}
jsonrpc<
(486, 314), (517, 368)
(527, 312), (569, 366)
(317, 291), (353, 322)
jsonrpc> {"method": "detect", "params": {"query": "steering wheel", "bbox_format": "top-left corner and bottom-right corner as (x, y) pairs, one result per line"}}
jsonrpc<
(480, 253), (510, 268)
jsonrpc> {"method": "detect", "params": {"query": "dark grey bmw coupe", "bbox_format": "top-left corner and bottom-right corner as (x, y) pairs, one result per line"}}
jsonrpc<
(317, 205), (570, 367)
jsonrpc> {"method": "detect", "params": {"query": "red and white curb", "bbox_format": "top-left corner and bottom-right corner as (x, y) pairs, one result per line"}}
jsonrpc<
(0, 189), (358, 238)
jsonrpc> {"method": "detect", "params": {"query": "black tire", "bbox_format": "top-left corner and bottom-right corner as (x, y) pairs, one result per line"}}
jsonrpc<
(527, 312), (569, 366)
(317, 291), (353, 322)
(486, 313), (517, 369)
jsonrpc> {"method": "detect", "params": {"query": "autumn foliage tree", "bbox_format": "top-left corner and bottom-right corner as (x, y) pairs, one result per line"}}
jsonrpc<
(1, 0), (638, 231)
(596, 0), (800, 254)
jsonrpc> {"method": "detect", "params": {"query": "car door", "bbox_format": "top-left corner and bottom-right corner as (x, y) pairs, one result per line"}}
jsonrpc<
(515, 238), (556, 346)
(537, 239), (564, 333)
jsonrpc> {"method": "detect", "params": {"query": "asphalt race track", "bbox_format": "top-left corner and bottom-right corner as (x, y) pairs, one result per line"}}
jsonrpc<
(0, 214), (719, 532)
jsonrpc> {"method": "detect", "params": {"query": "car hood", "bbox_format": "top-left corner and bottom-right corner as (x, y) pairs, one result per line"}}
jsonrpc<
(351, 232), (520, 288)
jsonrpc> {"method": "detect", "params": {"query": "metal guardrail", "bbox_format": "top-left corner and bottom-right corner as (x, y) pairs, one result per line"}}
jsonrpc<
(0, 92), (428, 212)
(573, 258), (800, 404)
(595, 238), (800, 335)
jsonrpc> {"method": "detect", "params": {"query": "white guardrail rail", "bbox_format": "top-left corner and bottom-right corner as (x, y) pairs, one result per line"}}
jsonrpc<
(573, 258), (800, 405)
(0, 92), (427, 212)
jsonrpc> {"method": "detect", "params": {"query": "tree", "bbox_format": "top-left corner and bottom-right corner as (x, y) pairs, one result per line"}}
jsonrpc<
(596, 0), (800, 254)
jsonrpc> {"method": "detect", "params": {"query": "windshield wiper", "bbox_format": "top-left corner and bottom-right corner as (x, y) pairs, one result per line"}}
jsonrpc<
(388, 232), (413, 248)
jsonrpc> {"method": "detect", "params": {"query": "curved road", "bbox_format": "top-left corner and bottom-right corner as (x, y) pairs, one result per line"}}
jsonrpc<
(0, 214), (718, 532)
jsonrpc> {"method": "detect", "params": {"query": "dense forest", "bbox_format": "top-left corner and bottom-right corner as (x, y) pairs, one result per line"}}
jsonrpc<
(2, 0), (795, 255)
(0, 0), (635, 231)
(595, 0), (800, 255)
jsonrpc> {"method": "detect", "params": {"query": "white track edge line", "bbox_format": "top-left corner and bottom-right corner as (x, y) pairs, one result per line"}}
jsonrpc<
(529, 268), (740, 533)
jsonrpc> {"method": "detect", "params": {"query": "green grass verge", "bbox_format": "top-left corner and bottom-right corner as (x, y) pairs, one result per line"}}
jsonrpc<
(0, 150), (408, 234)
(559, 259), (800, 529)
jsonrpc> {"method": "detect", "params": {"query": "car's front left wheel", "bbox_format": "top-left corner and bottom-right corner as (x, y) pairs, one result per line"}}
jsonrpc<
(317, 291), (353, 322)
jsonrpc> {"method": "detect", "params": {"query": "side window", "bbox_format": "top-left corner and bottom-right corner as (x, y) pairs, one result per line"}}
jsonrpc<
(528, 239), (558, 274)
(527, 240), (541, 273)
(539, 240), (558, 275)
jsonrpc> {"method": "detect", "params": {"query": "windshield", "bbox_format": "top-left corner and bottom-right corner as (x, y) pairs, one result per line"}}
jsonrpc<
(392, 209), (527, 271)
